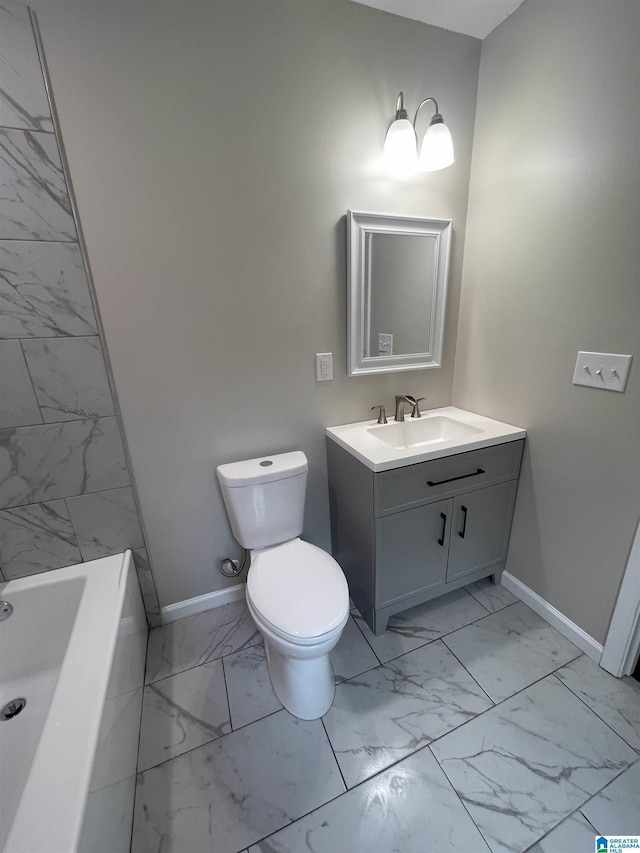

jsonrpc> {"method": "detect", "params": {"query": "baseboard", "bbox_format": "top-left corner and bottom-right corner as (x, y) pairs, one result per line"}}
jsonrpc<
(161, 583), (246, 624)
(502, 572), (603, 662)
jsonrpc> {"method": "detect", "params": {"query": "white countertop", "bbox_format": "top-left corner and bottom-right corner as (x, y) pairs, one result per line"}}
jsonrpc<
(326, 406), (526, 472)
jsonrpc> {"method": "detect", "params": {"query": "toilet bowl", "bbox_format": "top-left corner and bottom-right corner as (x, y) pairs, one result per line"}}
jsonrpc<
(216, 451), (350, 720)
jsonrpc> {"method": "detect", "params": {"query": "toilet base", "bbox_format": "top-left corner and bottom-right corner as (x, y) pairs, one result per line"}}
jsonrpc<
(264, 642), (336, 720)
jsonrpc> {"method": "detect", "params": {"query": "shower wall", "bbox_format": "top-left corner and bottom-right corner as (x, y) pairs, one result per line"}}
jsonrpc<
(0, 2), (161, 625)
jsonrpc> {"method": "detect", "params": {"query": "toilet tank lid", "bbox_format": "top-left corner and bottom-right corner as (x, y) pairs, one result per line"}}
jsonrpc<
(217, 451), (308, 487)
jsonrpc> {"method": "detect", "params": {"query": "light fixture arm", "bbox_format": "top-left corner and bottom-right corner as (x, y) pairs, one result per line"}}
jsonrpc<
(394, 91), (409, 121)
(413, 97), (443, 129)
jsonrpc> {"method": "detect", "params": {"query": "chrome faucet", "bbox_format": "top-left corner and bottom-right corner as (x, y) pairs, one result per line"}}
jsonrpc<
(395, 395), (426, 421)
(394, 395), (415, 422)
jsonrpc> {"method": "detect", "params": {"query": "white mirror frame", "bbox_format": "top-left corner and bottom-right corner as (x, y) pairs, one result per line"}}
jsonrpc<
(347, 211), (452, 376)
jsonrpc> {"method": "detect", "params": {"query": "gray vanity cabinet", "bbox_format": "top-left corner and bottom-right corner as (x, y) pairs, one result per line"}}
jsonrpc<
(327, 437), (524, 634)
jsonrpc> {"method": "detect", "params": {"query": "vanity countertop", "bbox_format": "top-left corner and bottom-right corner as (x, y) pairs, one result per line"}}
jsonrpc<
(326, 406), (526, 472)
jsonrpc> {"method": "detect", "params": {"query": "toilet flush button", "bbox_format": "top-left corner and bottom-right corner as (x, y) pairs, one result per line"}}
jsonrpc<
(260, 460), (273, 467)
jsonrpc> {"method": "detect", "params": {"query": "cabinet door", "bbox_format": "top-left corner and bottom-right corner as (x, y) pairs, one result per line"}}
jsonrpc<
(446, 481), (517, 582)
(376, 499), (451, 607)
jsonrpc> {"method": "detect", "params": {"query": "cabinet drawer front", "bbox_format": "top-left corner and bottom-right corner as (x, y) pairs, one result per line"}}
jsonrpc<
(375, 439), (524, 516)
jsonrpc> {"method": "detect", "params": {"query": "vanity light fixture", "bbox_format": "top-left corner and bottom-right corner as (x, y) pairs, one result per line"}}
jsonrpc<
(383, 92), (454, 173)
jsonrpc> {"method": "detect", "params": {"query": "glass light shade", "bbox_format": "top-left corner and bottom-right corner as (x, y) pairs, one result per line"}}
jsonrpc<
(419, 122), (454, 172)
(382, 119), (418, 173)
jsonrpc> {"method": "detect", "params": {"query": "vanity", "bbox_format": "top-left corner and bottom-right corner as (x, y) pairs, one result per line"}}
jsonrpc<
(326, 407), (526, 634)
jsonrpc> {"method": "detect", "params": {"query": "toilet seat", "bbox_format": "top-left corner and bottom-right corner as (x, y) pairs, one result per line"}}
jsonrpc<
(247, 538), (349, 640)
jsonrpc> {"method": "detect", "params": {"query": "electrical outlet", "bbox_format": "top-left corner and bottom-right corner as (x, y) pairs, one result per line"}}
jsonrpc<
(572, 351), (632, 392)
(378, 333), (393, 356)
(316, 352), (333, 381)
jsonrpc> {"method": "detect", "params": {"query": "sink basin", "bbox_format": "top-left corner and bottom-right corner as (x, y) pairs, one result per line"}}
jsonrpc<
(367, 416), (483, 449)
(326, 406), (526, 472)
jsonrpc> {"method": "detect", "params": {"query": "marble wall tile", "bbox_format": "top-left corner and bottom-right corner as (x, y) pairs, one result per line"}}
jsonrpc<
(0, 416), (129, 509)
(223, 643), (282, 729)
(132, 711), (345, 853)
(67, 486), (144, 560)
(132, 548), (161, 628)
(580, 757), (640, 835)
(0, 4), (53, 133)
(250, 746), (490, 853)
(442, 601), (581, 702)
(0, 128), (76, 241)
(137, 659), (231, 772)
(0, 240), (97, 339)
(430, 676), (637, 853)
(22, 336), (114, 421)
(554, 655), (640, 752)
(0, 339), (41, 427)
(0, 498), (80, 578)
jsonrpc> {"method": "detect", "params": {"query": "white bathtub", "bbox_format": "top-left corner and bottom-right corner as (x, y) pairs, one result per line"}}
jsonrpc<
(0, 552), (148, 853)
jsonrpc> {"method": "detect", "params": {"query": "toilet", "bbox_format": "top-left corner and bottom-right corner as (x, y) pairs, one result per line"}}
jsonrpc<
(216, 450), (349, 720)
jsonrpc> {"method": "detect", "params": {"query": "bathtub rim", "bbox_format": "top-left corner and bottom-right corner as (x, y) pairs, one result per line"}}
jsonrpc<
(2, 551), (134, 853)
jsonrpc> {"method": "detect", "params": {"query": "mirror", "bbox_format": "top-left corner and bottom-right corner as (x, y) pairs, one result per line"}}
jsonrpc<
(347, 211), (452, 376)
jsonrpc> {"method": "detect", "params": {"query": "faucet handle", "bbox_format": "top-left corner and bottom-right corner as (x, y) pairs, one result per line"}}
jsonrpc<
(410, 397), (426, 418)
(371, 405), (388, 425)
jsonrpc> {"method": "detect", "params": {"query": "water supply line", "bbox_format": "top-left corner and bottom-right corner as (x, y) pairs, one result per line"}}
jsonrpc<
(219, 549), (250, 577)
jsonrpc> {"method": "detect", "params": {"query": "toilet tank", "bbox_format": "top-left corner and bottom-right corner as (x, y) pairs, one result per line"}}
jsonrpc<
(216, 451), (308, 550)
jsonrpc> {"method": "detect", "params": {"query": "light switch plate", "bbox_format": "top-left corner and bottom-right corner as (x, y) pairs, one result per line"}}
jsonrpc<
(573, 351), (632, 392)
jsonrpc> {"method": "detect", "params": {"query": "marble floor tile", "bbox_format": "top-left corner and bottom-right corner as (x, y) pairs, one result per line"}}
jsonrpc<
(137, 660), (231, 772)
(431, 676), (637, 853)
(0, 499), (81, 579)
(442, 601), (581, 702)
(249, 744), (490, 853)
(132, 710), (345, 853)
(323, 638), (493, 788)
(223, 643), (282, 730)
(465, 577), (519, 613)
(580, 759), (640, 836)
(0, 241), (97, 339)
(0, 128), (76, 241)
(145, 599), (261, 683)
(525, 811), (598, 853)
(555, 654), (640, 752)
(330, 614), (378, 683)
(353, 588), (489, 664)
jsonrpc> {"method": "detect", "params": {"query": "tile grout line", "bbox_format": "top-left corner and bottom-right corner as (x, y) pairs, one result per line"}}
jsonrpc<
(219, 654), (234, 731)
(130, 628), (152, 848)
(522, 809), (600, 852)
(426, 740), (495, 852)
(320, 716), (348, 793)
(439, 637), (497, 706)
(550, 671), (640, 756)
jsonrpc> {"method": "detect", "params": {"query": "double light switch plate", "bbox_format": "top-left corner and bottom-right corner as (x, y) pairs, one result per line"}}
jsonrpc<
(573, 351), (632, 392)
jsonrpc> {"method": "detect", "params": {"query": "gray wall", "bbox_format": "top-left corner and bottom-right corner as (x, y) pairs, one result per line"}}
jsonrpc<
(32, 0), (481, 606)
(454, 0), (640, 644)
(0, 2), (160, 625)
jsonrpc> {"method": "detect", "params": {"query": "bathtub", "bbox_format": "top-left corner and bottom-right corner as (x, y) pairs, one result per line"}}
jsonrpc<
(0, 551), (148, 853)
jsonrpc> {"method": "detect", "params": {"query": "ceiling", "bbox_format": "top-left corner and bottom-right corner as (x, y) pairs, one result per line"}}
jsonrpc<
(350, 0), (526, 40)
